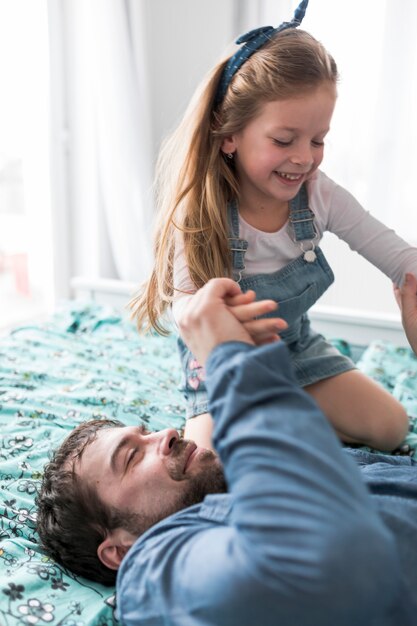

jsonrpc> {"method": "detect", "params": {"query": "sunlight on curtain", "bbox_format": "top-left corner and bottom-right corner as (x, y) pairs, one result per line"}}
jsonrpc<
(258, 0), (417, 239)
(306, 0), (417, 315)
(303, 0), (417, 239)
(0, 0), (53, 328)
(59, 0), (153, 285)
(258, 0), (417, 315)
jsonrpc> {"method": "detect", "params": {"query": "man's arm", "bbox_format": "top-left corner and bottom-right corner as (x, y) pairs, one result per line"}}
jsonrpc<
(197, 344), (399, 624)
(183, 286), (287, 448)
(120, 279), (401, 626)
(185, 280), (401, 620)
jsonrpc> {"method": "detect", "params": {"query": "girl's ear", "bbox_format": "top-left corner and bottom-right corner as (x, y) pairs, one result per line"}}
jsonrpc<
(97, 528), (136, 570)
(220, 136), (237, 156)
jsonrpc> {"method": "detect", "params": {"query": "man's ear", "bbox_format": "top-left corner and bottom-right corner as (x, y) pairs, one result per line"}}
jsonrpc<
(97, 528), (136, 571)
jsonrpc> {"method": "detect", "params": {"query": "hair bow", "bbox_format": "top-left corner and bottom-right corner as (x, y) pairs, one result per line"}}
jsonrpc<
(215, 0), (309, 106)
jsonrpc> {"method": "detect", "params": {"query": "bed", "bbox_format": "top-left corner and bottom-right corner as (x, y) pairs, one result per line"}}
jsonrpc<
(1, 278), (417, 625)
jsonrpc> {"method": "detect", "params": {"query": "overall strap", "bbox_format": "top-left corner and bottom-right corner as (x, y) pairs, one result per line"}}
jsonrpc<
(289, 184), (317, 241)
(289, 184), (318, 263)
(227, 201), (248, 278)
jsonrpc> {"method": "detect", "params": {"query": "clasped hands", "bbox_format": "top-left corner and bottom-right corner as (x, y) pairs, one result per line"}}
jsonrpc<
(179, 278), (287, 366)
(180, 272), (417, 372)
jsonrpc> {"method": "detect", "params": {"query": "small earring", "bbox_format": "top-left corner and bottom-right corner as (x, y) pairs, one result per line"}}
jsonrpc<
(226, 152), (234, 160)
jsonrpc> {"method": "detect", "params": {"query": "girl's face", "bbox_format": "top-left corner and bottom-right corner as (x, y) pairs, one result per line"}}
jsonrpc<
(221, 83), (337, 212)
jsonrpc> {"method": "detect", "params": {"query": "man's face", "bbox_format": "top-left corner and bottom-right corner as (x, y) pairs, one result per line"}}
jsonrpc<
(75, 425), (226, 531)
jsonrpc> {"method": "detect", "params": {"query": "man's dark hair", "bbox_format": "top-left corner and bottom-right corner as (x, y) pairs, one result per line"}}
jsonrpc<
(36, 419), (142, 586)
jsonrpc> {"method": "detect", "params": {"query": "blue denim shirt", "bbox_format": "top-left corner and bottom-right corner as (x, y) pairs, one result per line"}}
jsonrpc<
(117, 341), (414, 625)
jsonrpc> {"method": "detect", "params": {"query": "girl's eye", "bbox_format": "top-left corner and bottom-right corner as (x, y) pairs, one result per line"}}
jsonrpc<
(312, 140), (325, 147)
(273, 139), (292, 147)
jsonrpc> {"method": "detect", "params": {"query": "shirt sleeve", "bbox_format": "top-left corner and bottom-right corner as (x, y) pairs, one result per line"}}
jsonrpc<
(201, 342), (399, 625)
(314, 172), (417, 286)
(118, 341), (401, 626)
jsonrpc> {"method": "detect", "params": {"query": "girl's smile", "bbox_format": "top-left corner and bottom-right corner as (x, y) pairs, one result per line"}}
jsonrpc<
(274, 171), (304, 185)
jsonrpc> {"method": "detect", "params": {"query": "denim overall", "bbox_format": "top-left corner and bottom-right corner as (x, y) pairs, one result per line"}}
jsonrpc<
(178, 185), (355, 418)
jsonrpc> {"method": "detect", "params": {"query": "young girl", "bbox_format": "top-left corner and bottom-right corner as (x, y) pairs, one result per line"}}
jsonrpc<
(132, 0), (415, 451)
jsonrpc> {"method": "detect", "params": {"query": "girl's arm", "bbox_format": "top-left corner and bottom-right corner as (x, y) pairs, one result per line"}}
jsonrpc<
(318, 174), (417, 285)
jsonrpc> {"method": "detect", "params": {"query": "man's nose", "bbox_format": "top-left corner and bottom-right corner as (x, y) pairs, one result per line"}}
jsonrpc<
(158, 429), (180, 455)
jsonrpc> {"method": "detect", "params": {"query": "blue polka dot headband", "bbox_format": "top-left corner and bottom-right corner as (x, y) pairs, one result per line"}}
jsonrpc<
(215, 0), (309, 107)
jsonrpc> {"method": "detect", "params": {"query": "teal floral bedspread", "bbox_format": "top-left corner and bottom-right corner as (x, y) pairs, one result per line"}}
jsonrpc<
(356, 340), (417, 452)
(0, 303), (184, 625)
(1, 302), (417, 625)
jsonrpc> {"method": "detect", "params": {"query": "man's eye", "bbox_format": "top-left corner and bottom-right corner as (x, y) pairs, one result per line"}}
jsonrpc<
(127, 448), (138, 469)
(312, 140), (324, 147)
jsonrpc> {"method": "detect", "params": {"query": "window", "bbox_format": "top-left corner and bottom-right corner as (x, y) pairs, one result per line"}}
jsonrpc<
(0, 0), (53, 330)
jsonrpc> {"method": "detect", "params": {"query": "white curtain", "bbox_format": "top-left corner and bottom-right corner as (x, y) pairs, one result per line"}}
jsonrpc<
(239, 0), (417, 240)
(50, 0), (153, 292)
(301, 0), (417, 238)
(253, 0), (417, 315)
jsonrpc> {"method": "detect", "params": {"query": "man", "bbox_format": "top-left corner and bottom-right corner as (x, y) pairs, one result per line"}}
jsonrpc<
(37, 276), (417, 625)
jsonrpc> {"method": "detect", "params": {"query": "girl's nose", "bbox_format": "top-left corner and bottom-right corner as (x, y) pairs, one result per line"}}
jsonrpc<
(290, 146), (314, 168)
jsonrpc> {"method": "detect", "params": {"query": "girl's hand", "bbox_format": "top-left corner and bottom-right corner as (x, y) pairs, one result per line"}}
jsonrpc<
(394, 273), (417, 355)
(226, 289), (288, 345)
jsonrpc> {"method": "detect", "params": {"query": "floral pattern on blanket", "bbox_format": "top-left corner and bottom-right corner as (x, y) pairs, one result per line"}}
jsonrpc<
(357, 340), (417, 452)
(0, 303), (184, 625)
(1, 304), (417, 625)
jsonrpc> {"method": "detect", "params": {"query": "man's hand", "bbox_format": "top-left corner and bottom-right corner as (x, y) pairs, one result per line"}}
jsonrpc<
(179, 279), (285, 366)
(393, 273), (417, 355)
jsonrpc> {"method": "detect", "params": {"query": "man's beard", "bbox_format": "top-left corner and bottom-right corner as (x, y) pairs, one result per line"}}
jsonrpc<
(177, 451), (227, 509)
(121, 440), (227, 537)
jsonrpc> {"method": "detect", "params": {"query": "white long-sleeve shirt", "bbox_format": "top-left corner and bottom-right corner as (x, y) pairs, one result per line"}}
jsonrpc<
(173, 170), (417, 323)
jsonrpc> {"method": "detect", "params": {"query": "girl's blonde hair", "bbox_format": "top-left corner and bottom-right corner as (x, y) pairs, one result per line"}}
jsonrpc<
(131, 29), (338, 334)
